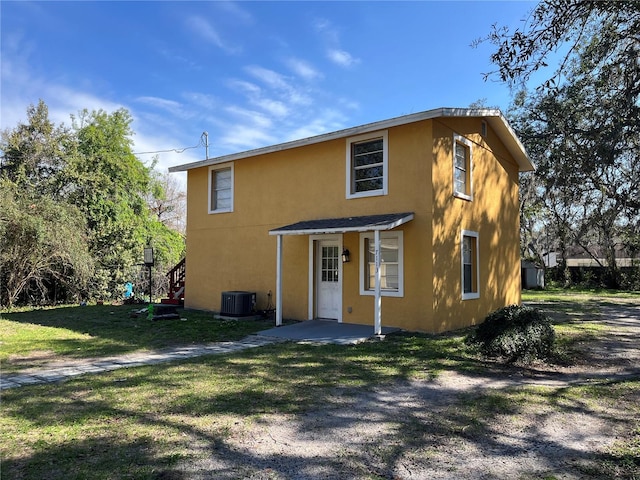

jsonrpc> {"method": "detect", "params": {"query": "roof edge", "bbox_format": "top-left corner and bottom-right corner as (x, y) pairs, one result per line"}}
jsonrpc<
(268, 212), (415, 236)
(169, 107), (534, 173)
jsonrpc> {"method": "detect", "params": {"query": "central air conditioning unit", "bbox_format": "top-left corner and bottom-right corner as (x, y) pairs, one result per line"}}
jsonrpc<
(220, 291), (256, 316)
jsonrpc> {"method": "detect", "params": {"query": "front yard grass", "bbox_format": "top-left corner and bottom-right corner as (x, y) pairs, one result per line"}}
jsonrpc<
(1, 333), (476, 479)
(1, 291), (638, 479)
(0, 304), (274, 374)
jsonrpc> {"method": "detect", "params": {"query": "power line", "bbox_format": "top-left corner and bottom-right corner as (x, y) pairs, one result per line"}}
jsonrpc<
(133, 132), (209, 156)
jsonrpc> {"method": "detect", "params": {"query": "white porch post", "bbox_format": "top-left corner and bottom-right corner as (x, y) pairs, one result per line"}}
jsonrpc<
(276, 234), (283, 326)
(374, 229), (382, 335)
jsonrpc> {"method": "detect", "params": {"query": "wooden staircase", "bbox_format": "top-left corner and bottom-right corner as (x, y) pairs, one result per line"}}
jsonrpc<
(161, 258), (185, 305)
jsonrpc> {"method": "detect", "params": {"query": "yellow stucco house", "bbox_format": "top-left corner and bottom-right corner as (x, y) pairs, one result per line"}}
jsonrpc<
(169, 108), (534, 334)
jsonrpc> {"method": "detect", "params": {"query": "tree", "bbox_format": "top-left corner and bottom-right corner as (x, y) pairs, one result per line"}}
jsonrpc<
(485, 1), (640, 288)
(0, 100), (71, 198)
(1, 101), (186, 305)
(480, 1), (640, 92)
(0, 180), (92, 306)
(147, 167), (187, 236)
(67, 108), (158, 298)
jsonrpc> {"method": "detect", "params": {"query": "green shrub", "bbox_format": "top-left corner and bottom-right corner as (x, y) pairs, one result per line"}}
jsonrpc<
(469, 305), (555, 363)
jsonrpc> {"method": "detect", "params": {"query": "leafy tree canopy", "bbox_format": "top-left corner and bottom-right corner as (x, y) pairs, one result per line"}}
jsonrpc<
(489, 1), (640, 288)
(480, 0), (640, 92)
(0, 100), (186, 306)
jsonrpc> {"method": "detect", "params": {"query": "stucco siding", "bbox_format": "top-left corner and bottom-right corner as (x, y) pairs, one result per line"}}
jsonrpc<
(183, 114), (522, 333)
(431, 118), (521, 332)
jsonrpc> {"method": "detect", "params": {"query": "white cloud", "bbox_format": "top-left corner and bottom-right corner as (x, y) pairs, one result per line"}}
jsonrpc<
(286, 57), (322, 81)
(255, 99), (289, 118)
(225, 105), (273, 129)
(213, 1), (254, 25)
(185, 16), (240, 54)
(244, 65), (313, 107)
(327, 49), (359, 68)
(181, 92), (219, 110)
(245, 65), (291, 91)
(313, 17), (339, 44)
(136, 96), (185, 114)
(312, 17), (360, 69)
(218, 124), (276, 151)
(284, 108), (348, 141)
(227, 79), (262, 96)
(157, 47), (202, 71)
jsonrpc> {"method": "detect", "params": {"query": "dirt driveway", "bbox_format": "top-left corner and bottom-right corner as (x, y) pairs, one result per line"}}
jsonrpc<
(175, 300), (640, 480)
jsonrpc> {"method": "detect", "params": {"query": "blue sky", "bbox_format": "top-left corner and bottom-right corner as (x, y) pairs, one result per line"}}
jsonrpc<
(1, 1), (536, 177)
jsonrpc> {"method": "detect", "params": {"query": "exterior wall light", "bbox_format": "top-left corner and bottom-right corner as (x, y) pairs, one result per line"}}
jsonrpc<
(342, 248), (350, 263)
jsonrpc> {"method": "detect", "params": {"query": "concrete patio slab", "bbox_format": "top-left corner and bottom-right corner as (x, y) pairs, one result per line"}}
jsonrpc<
(258, 320), (400, 345)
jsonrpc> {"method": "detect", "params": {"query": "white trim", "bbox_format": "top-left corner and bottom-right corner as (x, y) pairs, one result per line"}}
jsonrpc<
(308, 237), (314, 320)
(359, 231), (404, 298)
(461, 230), (480, 300)
(276, 234), (283, 326)
(453, 134), (473, 201)
(346, 130), (388, 199)
(308, 234), (343, 322)
(374, 229), (382, 335)
(208, 163), (234, 214)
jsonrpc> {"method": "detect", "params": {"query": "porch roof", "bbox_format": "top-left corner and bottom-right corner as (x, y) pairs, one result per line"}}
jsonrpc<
(269, 212), (414, 236)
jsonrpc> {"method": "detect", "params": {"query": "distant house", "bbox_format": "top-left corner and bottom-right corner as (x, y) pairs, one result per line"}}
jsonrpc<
(169, 108), (534, 333)
(560, 245), (637, 268)
(544, 245), (638, 286)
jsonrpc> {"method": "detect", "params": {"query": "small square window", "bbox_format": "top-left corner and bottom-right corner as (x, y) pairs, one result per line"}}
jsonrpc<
(461, 230), (479, 300)
(209, 165), (233, 213)
(346, 131), (388, 199)
(453, 134), (473, 200)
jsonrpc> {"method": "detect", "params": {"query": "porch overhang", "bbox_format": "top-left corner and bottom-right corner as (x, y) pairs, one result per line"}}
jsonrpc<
(269, 212), (414, 336)
(268, 212), (414, 236)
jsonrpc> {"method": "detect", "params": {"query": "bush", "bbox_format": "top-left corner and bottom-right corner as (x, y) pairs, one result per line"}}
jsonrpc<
(469, 305), (555, 363)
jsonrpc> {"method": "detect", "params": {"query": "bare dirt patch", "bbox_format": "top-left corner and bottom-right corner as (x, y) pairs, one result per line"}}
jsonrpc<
(176, 301), (640, 479)
(5, 350), (59, 370)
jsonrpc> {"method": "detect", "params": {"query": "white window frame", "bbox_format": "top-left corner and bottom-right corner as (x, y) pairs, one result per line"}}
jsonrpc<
(208, 164), (234, 214)
(461, 230), (480, 300)
(346, 130), (388, 199)
(359, 230), (404, 297)
(453, 134), (473, 201)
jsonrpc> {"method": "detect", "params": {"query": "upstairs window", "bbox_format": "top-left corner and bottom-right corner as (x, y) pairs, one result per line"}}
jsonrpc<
(209, 164), (233, 213)
(346, 131), (388, 199)
(453, 134), (473, 200)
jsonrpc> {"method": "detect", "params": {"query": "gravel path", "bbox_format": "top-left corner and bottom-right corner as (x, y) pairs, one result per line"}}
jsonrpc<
(175, 301), (640, 480)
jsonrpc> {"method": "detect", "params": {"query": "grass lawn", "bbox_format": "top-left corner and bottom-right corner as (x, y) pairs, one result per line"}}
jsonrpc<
(0, 304), (274, 374)
(1, 292), (638, 479)
(1, 332), (476, 479)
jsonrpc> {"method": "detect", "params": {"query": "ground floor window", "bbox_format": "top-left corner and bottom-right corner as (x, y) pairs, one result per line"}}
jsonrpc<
(359, 231), (404, 297)
(461, 230), (479, 300)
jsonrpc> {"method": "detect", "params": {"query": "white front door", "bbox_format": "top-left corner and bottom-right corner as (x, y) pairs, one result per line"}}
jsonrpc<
(316, 240), (341, 320)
